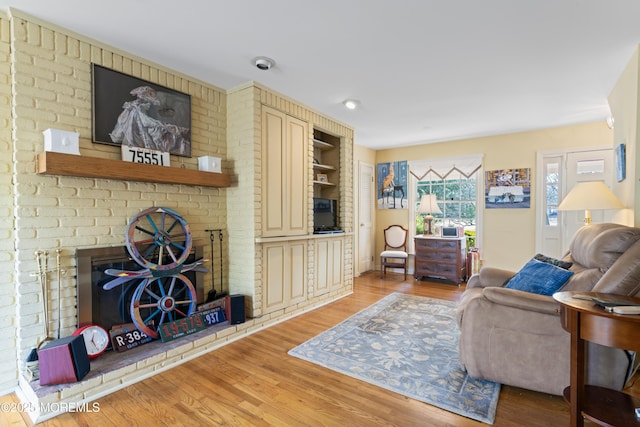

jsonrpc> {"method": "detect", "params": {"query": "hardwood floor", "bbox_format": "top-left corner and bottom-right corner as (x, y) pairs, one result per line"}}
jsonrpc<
(2, 271), (633, 426)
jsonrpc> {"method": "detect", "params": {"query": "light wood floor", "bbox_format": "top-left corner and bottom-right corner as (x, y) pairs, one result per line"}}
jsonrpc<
(3, 271), (634, 426)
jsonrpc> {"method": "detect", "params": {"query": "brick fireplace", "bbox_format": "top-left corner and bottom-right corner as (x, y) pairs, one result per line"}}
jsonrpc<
(5, 11), (355, 424)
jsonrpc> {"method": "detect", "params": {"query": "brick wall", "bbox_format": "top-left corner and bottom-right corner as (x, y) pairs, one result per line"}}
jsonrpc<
(2, 10), (354, 412)
(5, 11), (227, 391)
(0, 13), (17, 392)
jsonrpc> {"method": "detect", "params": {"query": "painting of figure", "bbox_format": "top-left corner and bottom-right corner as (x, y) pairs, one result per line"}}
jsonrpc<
(92, 64), (192, 157)
(377, 161), (408, 209)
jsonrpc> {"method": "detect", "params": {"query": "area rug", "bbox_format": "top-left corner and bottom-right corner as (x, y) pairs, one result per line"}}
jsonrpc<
(288, 292), (501, 424)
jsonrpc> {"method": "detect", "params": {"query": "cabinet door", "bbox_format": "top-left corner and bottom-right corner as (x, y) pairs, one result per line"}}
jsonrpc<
(315, 238), (344, 294)
(329, 238), (344, 289)
(263, 241), (307, 313)
(263, 243), (286, 311)
(286, 116), (308, 235)
(315, 239), (330, 293)
(261, 106), (308, 237)
(288, 241), (307, 303)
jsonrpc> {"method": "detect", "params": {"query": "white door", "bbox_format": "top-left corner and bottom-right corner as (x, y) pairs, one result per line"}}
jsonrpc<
(537, 148), (613, 257)
(358, 162), (375, 273)
(562, 149), (615, 251)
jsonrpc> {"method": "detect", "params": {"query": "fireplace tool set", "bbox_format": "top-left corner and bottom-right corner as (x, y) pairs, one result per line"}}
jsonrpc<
(26, 249), (66, 380)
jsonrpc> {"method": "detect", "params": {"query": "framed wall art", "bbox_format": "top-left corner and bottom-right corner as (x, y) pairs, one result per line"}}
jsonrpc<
(485, 168), (531, 209)
(377, 160), (408, 209)
(616, 143), (626, 182)
(92, 64), (192, 157)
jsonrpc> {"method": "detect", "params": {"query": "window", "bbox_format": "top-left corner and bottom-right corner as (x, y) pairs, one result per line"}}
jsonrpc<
(408, 155), (483, 251)
(416, 171), (478, 233)
(545, 162), (559, 226)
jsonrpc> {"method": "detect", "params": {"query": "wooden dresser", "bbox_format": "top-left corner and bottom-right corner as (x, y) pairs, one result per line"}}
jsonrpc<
(414, 236), (467, 284)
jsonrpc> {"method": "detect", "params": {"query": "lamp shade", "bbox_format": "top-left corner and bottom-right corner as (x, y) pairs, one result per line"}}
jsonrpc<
(417, 194), (442, 215)
(557, 181), (624, 211)
(557, 181), (624, 224)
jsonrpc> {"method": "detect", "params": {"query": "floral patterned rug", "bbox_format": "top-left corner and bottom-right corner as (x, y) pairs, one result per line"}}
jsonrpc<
(288, 292), (500, 424)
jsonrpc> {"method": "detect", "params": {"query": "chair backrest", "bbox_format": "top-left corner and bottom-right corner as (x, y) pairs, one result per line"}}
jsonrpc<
(560, 223), (640, 294)
(384, 225), (408, 251)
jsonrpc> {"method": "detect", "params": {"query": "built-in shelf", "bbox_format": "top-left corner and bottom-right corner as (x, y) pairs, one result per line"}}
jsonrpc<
(37, 152), (231, 188)
(313, 180), (336, 186)
(313, 163), (335, 171)
(313, 138), (334, 150)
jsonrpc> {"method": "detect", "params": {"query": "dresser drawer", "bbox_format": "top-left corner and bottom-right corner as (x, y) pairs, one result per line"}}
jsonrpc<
(415, 237), (459, 252)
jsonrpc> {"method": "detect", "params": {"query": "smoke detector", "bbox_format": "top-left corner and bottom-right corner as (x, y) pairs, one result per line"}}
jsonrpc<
(254, 57), (275, 71)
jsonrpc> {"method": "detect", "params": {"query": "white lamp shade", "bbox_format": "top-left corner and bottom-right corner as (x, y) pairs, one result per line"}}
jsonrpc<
(417, 194), (442, 215)
(557, 181), (624, 211)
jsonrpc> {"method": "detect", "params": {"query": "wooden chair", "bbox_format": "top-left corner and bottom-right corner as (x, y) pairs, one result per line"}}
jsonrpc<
(380, 225), (408, 279)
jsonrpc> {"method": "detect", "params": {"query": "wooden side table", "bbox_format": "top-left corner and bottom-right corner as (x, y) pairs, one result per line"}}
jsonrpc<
(414, 236), (466, 284)
(553, 291), (640, 427)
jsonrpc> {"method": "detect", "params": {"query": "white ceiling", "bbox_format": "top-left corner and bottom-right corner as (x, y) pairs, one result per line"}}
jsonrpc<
(2, 1), (640, 150)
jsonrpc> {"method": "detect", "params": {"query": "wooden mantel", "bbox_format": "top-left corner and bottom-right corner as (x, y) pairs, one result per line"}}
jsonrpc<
(37, 152), (231, 188)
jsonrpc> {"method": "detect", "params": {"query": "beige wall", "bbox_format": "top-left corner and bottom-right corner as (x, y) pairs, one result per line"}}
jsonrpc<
(355, 122), (614, 271)
(609, 46), (640, 226)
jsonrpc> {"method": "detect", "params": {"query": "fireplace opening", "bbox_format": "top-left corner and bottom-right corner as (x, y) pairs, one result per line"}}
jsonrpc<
(76, 244), (205, 333)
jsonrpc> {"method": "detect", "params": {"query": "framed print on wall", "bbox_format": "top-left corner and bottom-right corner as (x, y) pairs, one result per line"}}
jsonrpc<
(616, 143), (626, 182)
(485, 168), (531, 209)
(92, 64), (192, 157)
(377, 160), (408, 209)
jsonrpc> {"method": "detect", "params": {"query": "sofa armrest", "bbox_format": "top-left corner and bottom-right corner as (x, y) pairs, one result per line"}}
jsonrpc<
(467, 266), (515, 289)
(482, 286), (560, 315)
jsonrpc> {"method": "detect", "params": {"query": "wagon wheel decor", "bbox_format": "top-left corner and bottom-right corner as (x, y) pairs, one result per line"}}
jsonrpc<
(130, 274), (197, 339)
(103, 207), (207, 340)
(126, 207), (192, 274)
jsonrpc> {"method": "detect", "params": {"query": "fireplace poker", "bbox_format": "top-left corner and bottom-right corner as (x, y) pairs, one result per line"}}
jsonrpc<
(56, 249), (62, 339)
(205, 229), (225, 299)
(34, 250), (54, 346)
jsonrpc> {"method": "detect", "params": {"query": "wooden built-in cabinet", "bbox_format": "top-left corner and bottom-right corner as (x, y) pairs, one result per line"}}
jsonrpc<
(414, 236), (467, 284)
(262, 240), (307, 313)
(262, 106), (308, 237)
(315, 237), (344, 293)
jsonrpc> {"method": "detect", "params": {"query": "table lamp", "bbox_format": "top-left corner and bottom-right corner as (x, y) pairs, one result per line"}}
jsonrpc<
(418, 194), (442, 235)
(557, 181), (624, 224)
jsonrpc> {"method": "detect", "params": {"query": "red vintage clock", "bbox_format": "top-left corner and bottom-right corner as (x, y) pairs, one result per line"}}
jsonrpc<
(72, 324), (110, 360)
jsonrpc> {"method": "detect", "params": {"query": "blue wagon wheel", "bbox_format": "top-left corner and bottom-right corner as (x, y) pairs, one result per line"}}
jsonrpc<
(126, 207), (192, 273)
(130, 274), (197, 339)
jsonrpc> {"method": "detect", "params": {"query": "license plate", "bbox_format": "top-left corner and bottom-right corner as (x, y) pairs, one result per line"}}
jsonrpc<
(121, 145), (170, 167)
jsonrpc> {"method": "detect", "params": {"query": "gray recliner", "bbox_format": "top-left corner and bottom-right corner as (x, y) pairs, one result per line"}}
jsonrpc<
(456, 223), (640, 395)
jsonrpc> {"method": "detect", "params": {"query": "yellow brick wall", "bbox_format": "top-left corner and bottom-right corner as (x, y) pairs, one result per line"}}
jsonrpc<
(2, 10), (354, 402)
(0, 12), (17, 392)
(6, 11), (227, 391)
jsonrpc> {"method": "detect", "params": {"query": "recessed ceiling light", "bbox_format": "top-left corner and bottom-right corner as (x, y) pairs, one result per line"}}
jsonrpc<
(343, 99), (360, 110)
(253, 56), (275, 71)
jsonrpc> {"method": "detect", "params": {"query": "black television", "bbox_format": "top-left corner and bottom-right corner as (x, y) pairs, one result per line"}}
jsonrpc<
(313, 198), (340, 233)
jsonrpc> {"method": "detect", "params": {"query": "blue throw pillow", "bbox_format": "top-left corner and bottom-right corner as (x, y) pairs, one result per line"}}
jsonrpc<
(505, 259), (574, 296)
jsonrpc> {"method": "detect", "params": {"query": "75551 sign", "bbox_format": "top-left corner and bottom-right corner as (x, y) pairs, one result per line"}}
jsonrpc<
(121, 145), (170, 167)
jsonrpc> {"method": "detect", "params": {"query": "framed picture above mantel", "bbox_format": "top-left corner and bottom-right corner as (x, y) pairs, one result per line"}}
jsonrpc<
(91, 64), (192, 157)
